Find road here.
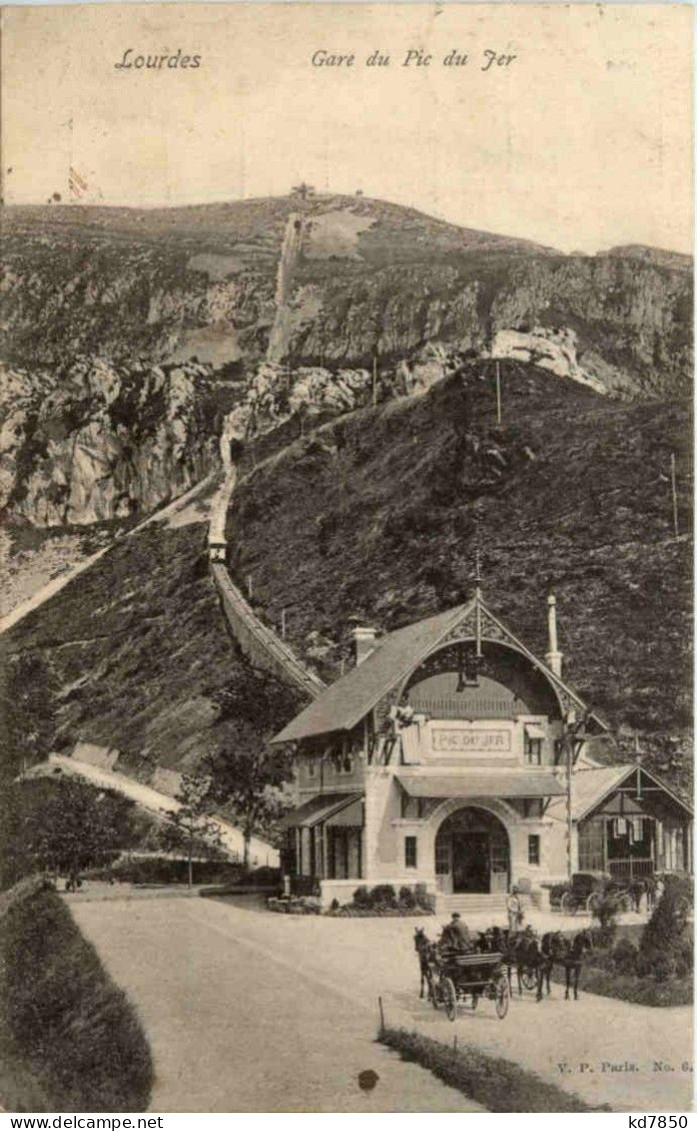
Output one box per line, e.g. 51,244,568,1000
71,895,694,1113
71,896,480,1112
28,755,278,867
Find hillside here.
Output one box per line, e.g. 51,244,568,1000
0,509,303,788
2,196,692,400
0,361,691,799
0,192,692,803
228,363,693,791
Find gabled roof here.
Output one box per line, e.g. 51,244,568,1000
272,603,469,743
273,594,605,745
547,763,693,822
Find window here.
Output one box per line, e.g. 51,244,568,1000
338,755,353,774
525,738,542,765
405,836,418,869
578,819,604,872
307,758,316,778
435,834,449,875
528,835,540,866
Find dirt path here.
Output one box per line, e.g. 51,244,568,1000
71,897,481,1113
72,896,694,1113
34,755,277,866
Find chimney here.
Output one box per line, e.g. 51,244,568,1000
352,626,378,667
545,594,563,677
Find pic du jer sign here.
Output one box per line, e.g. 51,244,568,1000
430,726,512,758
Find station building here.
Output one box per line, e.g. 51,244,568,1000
273,591,692,911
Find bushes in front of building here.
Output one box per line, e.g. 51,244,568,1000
327,883,434,916
0,876,153,1112
267,895,322,914
552,884,693,1007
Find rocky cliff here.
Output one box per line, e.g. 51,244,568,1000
3,197,691,391
1,358,235,527
1,194,692,530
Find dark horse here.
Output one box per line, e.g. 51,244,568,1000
414,927,437,1001
509,928,555,1001
554,929,594,1000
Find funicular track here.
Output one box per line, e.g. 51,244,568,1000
207,430,326,703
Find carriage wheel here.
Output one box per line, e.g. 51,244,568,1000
561,892,577,916
441,977,457,1022
495,975,510,1019
520,968,538,992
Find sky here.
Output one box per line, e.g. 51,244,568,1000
1,3,693,254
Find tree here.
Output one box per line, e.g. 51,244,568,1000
207,665,299,868
0,776,137,888
158,775,223,890
0,652,57,785
207,747,288,868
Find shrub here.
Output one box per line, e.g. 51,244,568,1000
370,884,397,907
330,898,340,911
674,930,694,978
110,855,242,886
652,955,679,983
641,885,688,963
352,885,371,909
611,937,639,975
399,886,416,909
591,890,618,947
0,877,153,1111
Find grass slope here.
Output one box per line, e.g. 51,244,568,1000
0,877,153,1112
229,364,692,790
379,1027,608,1112
0,517,302,781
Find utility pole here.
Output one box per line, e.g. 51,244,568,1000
671,452,679,537
495,361,502,425
372,354,378,409
565,712,576,882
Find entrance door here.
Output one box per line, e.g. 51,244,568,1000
452,832,490,893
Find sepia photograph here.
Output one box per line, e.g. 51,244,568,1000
0,1,693,1116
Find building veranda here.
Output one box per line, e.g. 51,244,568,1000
273,591,693,912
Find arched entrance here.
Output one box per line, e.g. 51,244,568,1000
435,807,510,895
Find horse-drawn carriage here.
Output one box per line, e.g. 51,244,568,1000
432,948,510,1021
414,930,510,1020
550,871,642,916
415,922,593,1010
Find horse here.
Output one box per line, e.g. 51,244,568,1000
413,927,437,1001
538,931,568,998
554,929,593,1000
505,927,541,999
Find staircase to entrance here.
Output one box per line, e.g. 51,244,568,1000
435,892,535,917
